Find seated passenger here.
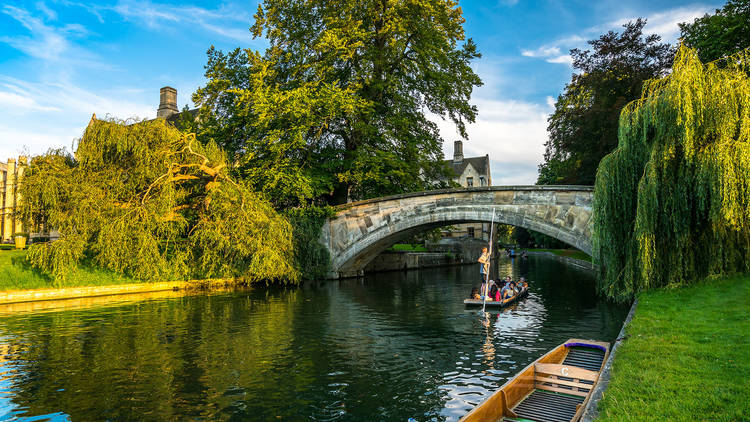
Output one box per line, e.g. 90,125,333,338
489,281,498,300
500,280,509,296
470,287,480,300
499,280,512,299
519,277,528,289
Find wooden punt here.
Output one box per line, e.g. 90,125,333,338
464,286,529,308
459,338,610,422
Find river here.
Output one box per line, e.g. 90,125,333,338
0,255,629,421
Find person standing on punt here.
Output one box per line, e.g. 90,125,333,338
478,247,490,293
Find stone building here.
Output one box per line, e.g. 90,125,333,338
156,86,199,124
446,140,491,189
442,140,492,239
0,157,26,242
157,86,179,119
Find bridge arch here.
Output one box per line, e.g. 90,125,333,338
320,186,593,278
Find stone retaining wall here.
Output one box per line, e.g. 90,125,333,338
363,251,465,272
0,279,232,305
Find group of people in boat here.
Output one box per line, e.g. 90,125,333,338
472,247,528,301
469,276,527,301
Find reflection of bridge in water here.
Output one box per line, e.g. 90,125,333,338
321,186,594,278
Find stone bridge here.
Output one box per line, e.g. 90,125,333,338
320,186,594,278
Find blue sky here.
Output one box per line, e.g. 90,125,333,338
0,0,722,185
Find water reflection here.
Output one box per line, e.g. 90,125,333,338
0,255,628,421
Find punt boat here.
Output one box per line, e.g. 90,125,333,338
463,285,529,308
459,339,610,422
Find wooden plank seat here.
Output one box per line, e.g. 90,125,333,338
511,390,584,422
533,363,599,397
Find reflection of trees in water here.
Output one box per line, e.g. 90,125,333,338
0,289,306,420
0,257,630,421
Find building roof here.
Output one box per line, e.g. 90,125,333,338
443,155,490,179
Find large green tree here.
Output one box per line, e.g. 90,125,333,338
679,0,750,63
20,117,298,285
193,0,481,207
593,46,750,302
538,19,674,185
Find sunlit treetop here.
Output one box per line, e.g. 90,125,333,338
20,117,298,285
593,45,750,302
194,0,482,207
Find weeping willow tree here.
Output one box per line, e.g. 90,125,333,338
20,117,298,285
593,45,750,302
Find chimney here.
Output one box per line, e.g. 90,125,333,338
453,140,463,164
157,86,178,118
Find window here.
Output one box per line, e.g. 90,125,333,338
467,227,475,237
466,177,473,187
479,176,485,186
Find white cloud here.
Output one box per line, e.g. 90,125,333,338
436,94,552,185
0,76,155,159
36,1,57,21
0,90,60,112
1,5,111,72
1,5,70,62
521,3,717,66
520,40,577,67
546,54,572,65
521,46,561,58
0,4,179,161
1,77,154,119
604,5,714,42
0,127,81,159
111,0,253,42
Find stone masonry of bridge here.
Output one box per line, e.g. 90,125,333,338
320,186,594,278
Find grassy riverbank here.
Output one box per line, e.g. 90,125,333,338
527,248,592,262
0,249,140,291
387,243,428,252
596,274,749,421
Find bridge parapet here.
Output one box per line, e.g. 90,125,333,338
321,186,594,278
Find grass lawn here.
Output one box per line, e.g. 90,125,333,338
527,248,592,262
388,243,428,252
596,274,749,421
0,249,142,291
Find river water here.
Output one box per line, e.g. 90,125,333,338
0,255,628,421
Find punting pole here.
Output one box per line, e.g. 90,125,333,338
482,207,496,313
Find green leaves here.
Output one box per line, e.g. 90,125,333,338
20,118,298,285
194,0,481,207
539,19,674,185
679,0,750,64
593,46,750,302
